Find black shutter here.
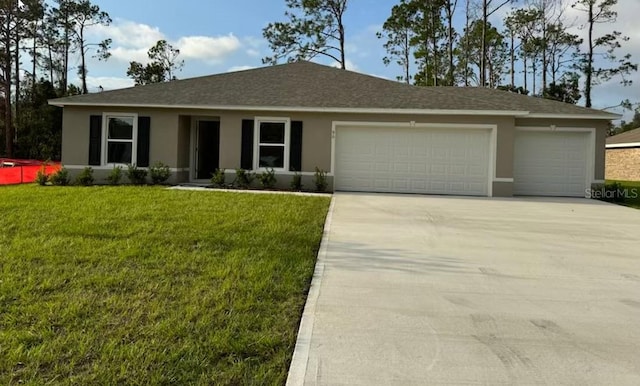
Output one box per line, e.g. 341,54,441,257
137,116,151,167
241,119,254,170
290,121,303,172
88,115,102,166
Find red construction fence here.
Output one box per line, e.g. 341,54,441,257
0,159,61,185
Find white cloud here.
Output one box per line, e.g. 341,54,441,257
228,65,256,72
331,59,360,71
89,20,241,65
176,35,241,63
91,19,164,50
246,48,260,57
110,47,149,64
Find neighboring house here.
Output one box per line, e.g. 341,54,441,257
49,61,619,197
606,128,640,181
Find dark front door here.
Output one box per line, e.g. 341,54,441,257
196,120,220,179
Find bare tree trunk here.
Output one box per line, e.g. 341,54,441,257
3,16,14,157
62,7,69,93
464,0,471,86
585,3,593,108
404,30,410,84
532,56,537,95
447,2,455,85
80,25,88,94
32,20,38,93
510,32,515,87
14,24,20,146
432,10,438,86
480,4,486,87
523,48,528,92
541,16,547,91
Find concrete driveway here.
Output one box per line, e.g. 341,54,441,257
288,193,640,385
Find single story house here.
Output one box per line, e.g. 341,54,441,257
50,61,619,197
605,128,640,181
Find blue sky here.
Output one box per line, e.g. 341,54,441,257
74,0,640,120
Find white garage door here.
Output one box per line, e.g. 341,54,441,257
514,130,590,197
334,125,492,196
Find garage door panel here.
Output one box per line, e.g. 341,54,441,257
335,126,491,195
514,131,589,197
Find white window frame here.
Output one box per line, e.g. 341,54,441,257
102,112,138,166
253,117,290,171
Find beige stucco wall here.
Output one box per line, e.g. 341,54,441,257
514,118,609,181
60,106,610,195
177,115,191,169
606,148,640,181
62,106,180,167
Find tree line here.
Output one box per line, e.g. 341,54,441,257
263,0,638,132
1,0,637,160
0,0,183,160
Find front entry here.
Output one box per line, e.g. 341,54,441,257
195,120,220,180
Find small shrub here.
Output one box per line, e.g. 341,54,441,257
107,166,123,185
234,168,255,189
126,164,148,185
35,166,49,186
210,168,226,188
604,182,625,203
74,167,94,186
313,167,328,192
290,172,303,191
50,167,70,186
257,168,277,189
149,161,172,185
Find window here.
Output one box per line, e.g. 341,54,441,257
104,114,137,165
255,118,290,170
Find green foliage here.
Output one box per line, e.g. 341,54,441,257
127,40,184,85
126,164,148,185
35,167,49,186
210,168,226,188
50,167,70,186
572,0,638,107
313,167,328,192
0,185,330,384
234,168,255,189
611,106,640,135
149,161,172,185
457,20,508,87
377,1,414,84
291,172,303,191
15,80,63,161
75,167,94,186
257,168,277,189
106,166,123,185
543,73,581,104
262,0,348,68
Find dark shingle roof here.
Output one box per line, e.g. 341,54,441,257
607,128,640,145
50,61,618,118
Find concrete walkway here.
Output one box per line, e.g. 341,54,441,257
288,193,640,385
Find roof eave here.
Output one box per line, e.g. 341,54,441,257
47,101,620,120
525,112,621,120
48,101,530,116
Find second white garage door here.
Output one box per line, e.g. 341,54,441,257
513,130,591,197
334,125,492,196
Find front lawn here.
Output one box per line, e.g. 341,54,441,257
0,185,330,385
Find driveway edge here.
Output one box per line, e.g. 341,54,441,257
286,196,336,386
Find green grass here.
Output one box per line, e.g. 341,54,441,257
0,185,330,385
605,180,640,209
